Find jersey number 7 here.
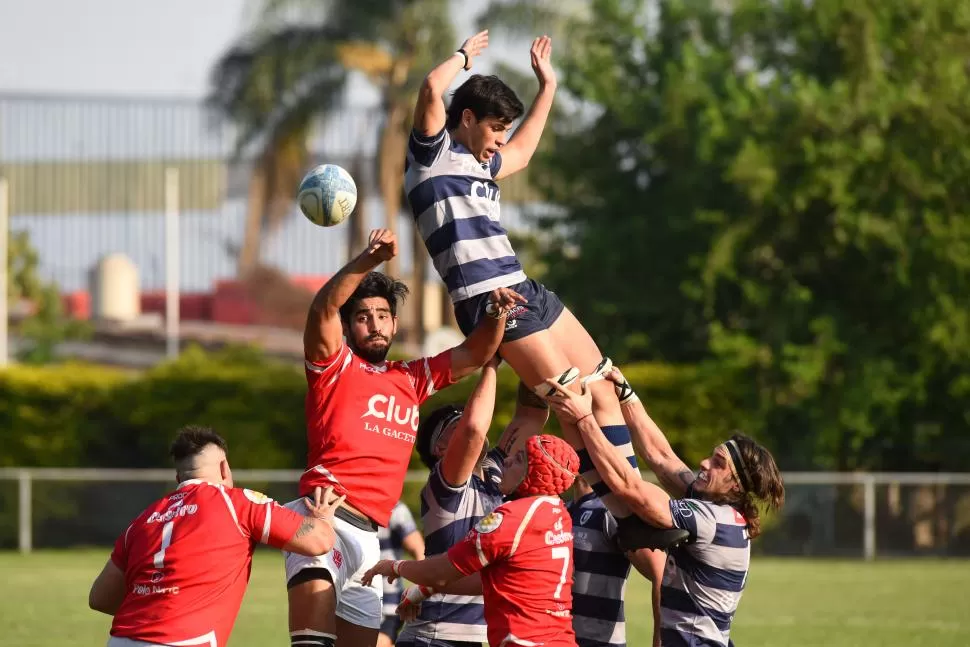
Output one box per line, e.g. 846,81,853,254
551,546,570,599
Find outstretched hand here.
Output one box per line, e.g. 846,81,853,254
460,30,489,70
361,559,400,587
541,378,593,424
530,35,556,89
365,228,398,263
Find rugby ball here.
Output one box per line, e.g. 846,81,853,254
297,164,357,227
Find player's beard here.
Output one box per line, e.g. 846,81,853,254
352,334,391,364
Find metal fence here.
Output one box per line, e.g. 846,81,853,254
2,467,969,559
0,92,545,294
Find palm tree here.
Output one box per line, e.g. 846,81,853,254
207,0,456,346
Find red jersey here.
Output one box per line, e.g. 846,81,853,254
448,496,577,647
301,342,453,526
109,480,303,647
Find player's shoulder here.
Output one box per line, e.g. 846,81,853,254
672,496,722,521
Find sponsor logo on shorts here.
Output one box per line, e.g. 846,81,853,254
579,510,593,526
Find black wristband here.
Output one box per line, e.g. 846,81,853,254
456,48,470,70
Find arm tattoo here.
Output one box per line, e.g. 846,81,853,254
294,517,315,538
660,469,695,496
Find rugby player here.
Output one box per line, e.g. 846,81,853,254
286,228,524,647
405,30,657,544
544,373,786,647
88,426,342,647
395,358,548,647
363,435,581,647
377,501,425,647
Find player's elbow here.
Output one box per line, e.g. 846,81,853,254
88,588,114,615
421,74,447,100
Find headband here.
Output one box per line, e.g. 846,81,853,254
723,439,752,492
429,409,464,452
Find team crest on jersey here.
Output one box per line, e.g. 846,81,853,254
475,511,504,534
243,489,272,505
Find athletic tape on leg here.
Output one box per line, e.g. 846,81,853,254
533,366,580,398
291,630,336,647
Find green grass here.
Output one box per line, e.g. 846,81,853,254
1,550,968,646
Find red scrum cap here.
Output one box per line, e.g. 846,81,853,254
515,434,580,498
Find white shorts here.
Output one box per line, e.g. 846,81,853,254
283,497,383,629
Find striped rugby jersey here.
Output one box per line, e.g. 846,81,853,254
404,128,526,303
661,495,750,646
568,493,632,647
377,501,419,616
396,448,506,643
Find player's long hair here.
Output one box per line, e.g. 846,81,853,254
728,433,785,539
446,75,525,131
339,272,409,324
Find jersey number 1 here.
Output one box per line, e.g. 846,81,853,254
551,546,570,599
153,520,176,568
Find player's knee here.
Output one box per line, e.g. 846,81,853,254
290,630,336,647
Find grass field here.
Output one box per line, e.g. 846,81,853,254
1,550,967,646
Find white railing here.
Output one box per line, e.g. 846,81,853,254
2,468,970,559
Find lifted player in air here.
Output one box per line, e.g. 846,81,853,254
405,30,664,547
286,228,524,647
544,369,786,647
363,434,581,647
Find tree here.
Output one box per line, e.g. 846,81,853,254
7,231,89,364
532,0,970,471
208,0,457,345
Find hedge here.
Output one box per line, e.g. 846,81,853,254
0,345,767,548
0,348,756,469
0,345,749,472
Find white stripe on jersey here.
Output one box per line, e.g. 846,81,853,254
214,485,245,537
260,504,272,544
510,496,559,557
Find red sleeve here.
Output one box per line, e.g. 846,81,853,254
405,350,455,404
228,488,304,548
447,507,514,575
305,342,353,389
109,524,132,570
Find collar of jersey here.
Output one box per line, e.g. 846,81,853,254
177,478,217,490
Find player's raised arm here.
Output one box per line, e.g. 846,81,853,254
544,381,676,529
494,36,557,180
304,228,397,364
449,287,525,380
414,31,489,137
439,356,501,487
605,367,696,497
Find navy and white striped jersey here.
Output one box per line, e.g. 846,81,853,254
396,448,506,643
404,128,526,303
661,496,750,646
568,493,632,647
377,501,420,616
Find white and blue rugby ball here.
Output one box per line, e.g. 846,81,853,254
297,164,358,227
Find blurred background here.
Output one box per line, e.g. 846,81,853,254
1,0,969,643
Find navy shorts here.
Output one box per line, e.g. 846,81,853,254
454,278,565,343
379,614,402,640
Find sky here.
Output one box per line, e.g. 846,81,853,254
0,0,501,100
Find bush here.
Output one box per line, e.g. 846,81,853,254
0,348,755,471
